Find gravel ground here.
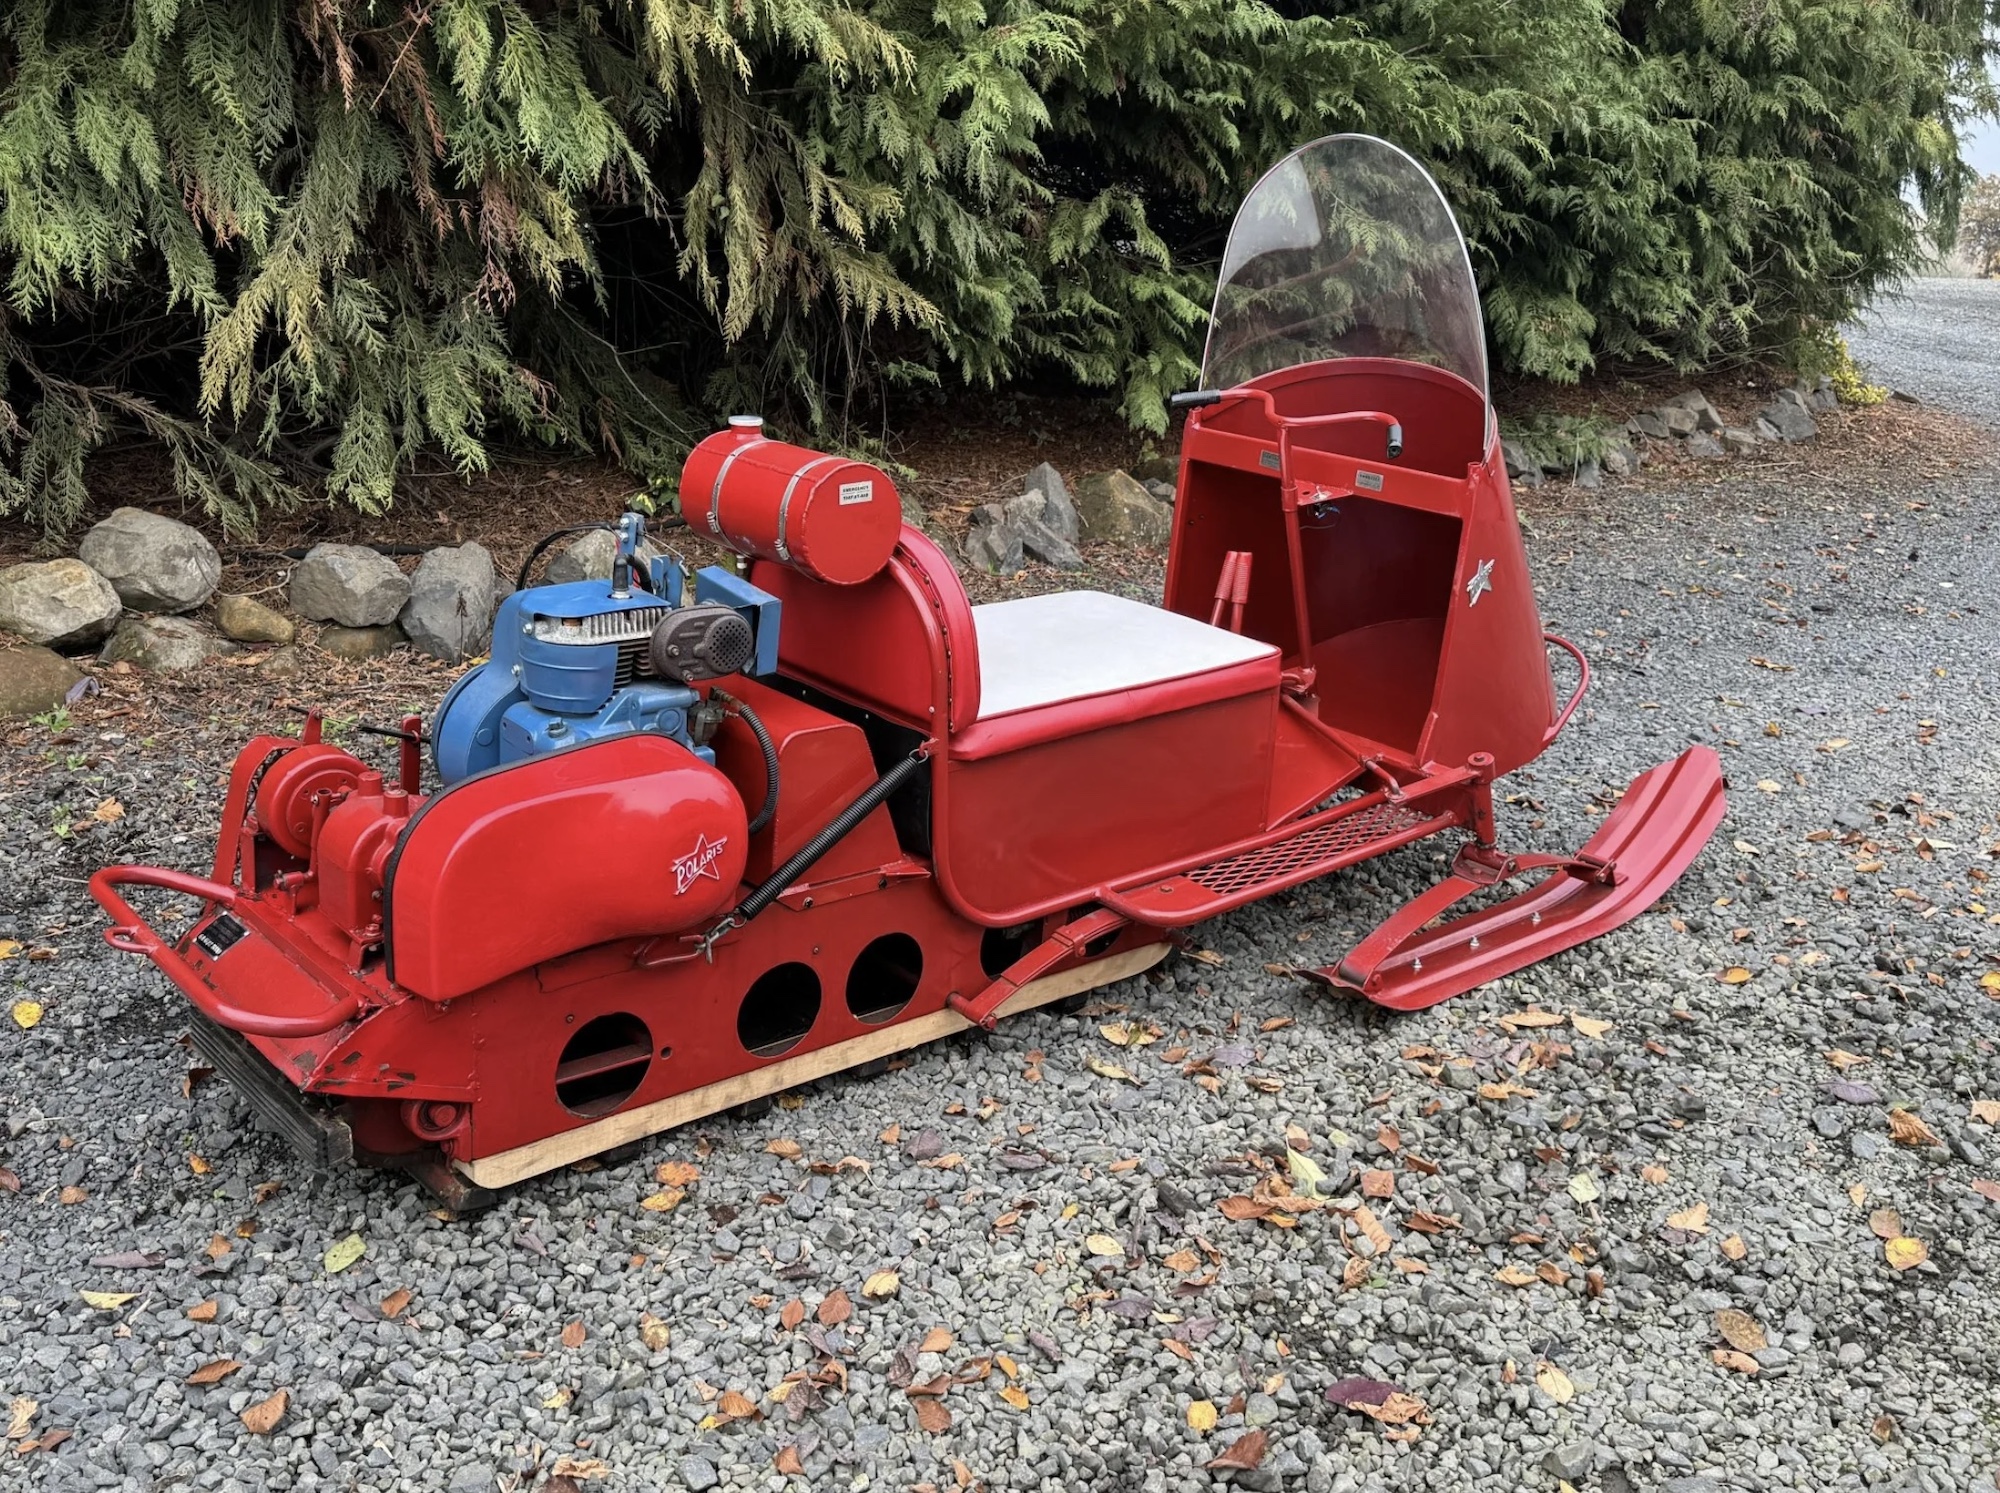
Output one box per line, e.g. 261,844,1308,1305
5,312,2000,1493
1848,276,2000,421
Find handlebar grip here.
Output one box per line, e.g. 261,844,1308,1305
1386,423,1404,459
1170,390,1223,410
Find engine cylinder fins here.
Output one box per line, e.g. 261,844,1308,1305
648,603,755,683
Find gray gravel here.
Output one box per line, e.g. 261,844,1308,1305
4,304,2000,1491
1847,276,2000,423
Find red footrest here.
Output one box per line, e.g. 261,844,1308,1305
1101,793,1455,926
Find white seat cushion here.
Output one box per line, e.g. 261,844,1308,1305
971,590,1279,720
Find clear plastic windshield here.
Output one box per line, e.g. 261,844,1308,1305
1202,135,1488,403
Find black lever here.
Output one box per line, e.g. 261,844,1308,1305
1170,390,1223,410
1386,422,1404,459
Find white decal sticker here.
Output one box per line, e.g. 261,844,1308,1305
1465,558,1495,607
838,480,874,506
1354,469,1384,492
673,833,729,895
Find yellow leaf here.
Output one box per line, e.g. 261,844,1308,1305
1188,1399,1218,1432
189,1154,210,1175
1494,1265,1537,1287
1884,1236,1928,1271
1719,967,1754,985
1887,1109,1940,1148
640,1188,685,1212
1719,1235,1747,1261
1084,1234,1125,1258
10,1000,42,1030
1086,1055,1139,1084
1286,1148,1326,1197
322,1233,366,1273
1980,971,2000,995
1665,1201,1710,1234
1971,1100,2000,1126
862,1270,900,1299
5,1397,34,1439
542,1387,573,1409
80,1290,135,1309
1570,1015,1612,1039
0,940,21,960
656,1161,701,1187
1534,1362,1575,1404
998,1385,1030,1410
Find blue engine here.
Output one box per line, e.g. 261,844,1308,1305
432,516,781,786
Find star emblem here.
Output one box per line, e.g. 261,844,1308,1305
1465,558,1495,607
672,832,729,895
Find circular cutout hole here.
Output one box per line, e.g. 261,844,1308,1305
739,962,822,1058
846,933,922,1024
555,1013,653,1117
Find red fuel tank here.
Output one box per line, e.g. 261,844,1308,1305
681,417,902,585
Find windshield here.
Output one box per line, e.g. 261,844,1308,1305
1201,135,1488,402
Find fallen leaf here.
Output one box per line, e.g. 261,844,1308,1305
998,1385,1030,1410
0,1167,17,1193
1714,1309,1767,1353
1478,1080,1536,1101
1567,1173,1602,1205
1570,1015,1612,1039
186,1360,243,1386
1868,1208,1904,1240
716,1389,759,1421
1870,1414,1896,1445
1084,1234,1125,1258
773,1444,805,1476
1973,1180,2000,1204
1206,1429,1268,1471
656,1160,701,1187
862,1269,901,1299
639,1312,670,1351
1719,1235,1747,1261
779,1298,805,1331
1884,1236,1928,1270
79,1291,135,1310
1342,1256,1372,1289
1161,1249,1200,1274
1887,1109,1940,1148
818,1289,852,1326
186,1299,218,1322
1288,1148,1326,1196
1970,1100,2000,1126
1086,1055,1140,1085
550,1457,610,1480
1499,1008,1566,1032
1665,1201,1711,1235
561,1321,586,1349
915,1399,951,1433
58,1185,87,1205
1719,967,1754,985
1187,1399,1218,1431
765,1138,802,1159
6,1398,34,1439
1534,1362,1575,1404
10,1000,41,1030
1827,1049,1870,1071
921,1327,953,1353
1711,1348,1759,1375
1640,1164,1670,1185
322,1233,366,1273
1360,1169,1395,1199
240,1388,288,1434
1494,1265,1537,1287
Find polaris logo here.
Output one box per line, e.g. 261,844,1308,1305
673,833,729,895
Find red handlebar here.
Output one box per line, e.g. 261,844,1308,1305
1542,633,1592,746
89,866,364,1038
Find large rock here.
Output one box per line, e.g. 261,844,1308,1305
76,507,222,613
1656,403,1700,437
0,559,122,648
399,543,497,663
99,615,234,672
1073,469,1172,546
290,543,411,627
1756,390,1817,443
317,624,406,661
1020,462,1080,542
962,492,1083,574
1660,390,1725,432
1720,426,1761,456
545,529,665,586
1683,431,1725,459
214,593,296,644
0,644,84,717
1629,410,1670,441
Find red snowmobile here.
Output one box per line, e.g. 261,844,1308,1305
92,135,1724,1206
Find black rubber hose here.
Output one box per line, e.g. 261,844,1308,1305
515,523,612,591
732,749,928,924
714,690,779,836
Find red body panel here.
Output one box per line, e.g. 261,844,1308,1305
387,736,749,1001
683,423,903,585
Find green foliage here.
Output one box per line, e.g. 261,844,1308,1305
0,0,1992,534
1501,412,1623,475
